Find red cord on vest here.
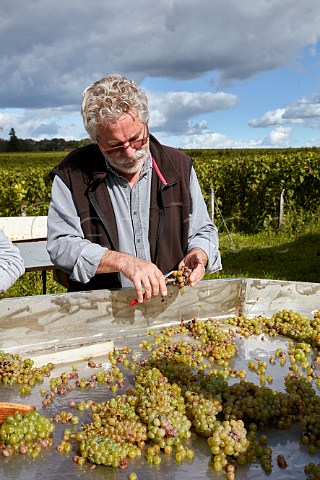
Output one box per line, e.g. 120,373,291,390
152,157,167,185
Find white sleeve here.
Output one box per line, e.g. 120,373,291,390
0,229,25,293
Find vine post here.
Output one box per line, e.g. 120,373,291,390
279,189,285,229
209,188,215,222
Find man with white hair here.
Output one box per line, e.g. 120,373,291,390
47,74,221,303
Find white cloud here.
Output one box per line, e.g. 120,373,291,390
178,132,263,149
249,92,320,129
1,0,320,108
265,126,292,146
0,108,85,140
148,91,239,133
284,94,320,127
249,109,290,127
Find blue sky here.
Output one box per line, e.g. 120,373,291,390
1,0,320,148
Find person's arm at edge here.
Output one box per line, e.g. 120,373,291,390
0,229,25,294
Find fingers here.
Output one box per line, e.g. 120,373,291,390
189,263,206,286
124,258,167,303
180,248,208,287
144,272,168,301
134,274,167,303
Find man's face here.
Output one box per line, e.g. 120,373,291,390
98,113,149,176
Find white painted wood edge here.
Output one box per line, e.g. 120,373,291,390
31,340,114,367
0,216,48,241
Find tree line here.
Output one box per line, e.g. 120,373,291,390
0,128,90,152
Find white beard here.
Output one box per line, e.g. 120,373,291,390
107,143,150,175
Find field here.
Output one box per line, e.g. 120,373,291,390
213,222,320,284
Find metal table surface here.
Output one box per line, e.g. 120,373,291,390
14,240,54,272
14,240,56,293
0,279,320,479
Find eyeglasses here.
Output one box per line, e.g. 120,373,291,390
99,125,149,155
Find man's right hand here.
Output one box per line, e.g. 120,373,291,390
97,250,167,303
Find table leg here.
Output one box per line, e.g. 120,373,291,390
41,270,47,294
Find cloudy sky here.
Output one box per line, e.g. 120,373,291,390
1,0,320,148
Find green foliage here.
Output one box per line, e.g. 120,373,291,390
0,152,65,216
206,219,320,284
0,147,320,229
190,147,320,233
0,133,91,152
0,271,67,299
6,128,20,152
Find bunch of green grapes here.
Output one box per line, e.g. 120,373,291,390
207,419,249,472
300,413,320,446
268,310,313,343
85,394,148,446
199,372,229,397
79,435,141,468
134,367,192,447
222,380,296,428
145,358,197,394
0,410,55,458
184,390,222,436
184,318,238,360
225,315,269,336
149,340,201,369
310,309,320,348
166,267,192,289
0,350,54,394
285,373,319,417
73,395,146,467
151,318,237,366
305,462,320,480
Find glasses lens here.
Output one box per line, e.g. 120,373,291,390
131,138,146,150
103,126,148,154
107,145,124,154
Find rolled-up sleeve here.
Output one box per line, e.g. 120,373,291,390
188,167,222,273
47,176,107,284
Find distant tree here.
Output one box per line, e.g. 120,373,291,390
0,131,92,153
0,126,6,152
6,127,20,152
0,139,7,152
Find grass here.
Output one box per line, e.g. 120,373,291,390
207,221,320,283
1,222,320,299
0,270,67,299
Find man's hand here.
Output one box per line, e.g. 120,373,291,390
97,250,167,303
179,247,208,286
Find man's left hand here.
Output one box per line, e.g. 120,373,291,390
179,248,208,286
